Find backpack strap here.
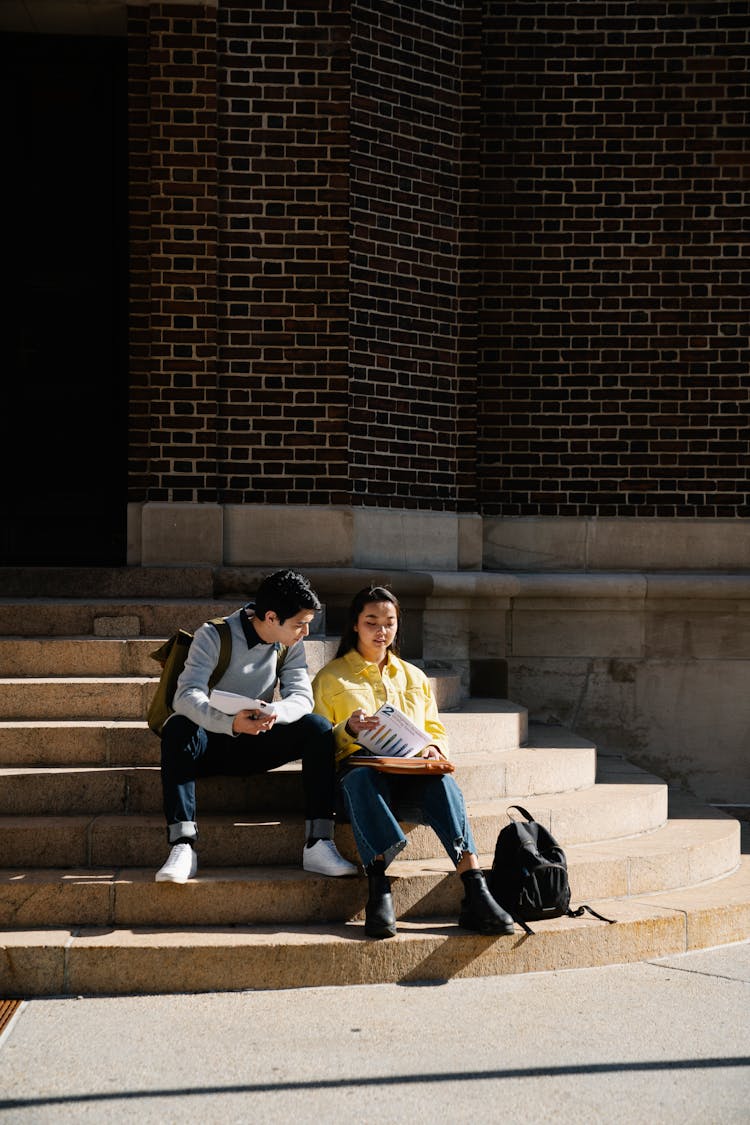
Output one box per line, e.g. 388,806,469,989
207,618,232,690
519,904,616,934
507,805,535,823
567,904,617,925
205,623,285,695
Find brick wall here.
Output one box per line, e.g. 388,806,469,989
216,0,350,506
128,1,750,518
128,4,220,502
478,1,750,517
348,0,480,510
129,0,350,507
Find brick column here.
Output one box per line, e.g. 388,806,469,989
128,3,219,503
348,0,481,511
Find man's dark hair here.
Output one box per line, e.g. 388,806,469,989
253,569,321,624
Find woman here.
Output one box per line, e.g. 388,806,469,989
312,585,515,940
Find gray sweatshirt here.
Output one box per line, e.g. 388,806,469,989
172,605,314,736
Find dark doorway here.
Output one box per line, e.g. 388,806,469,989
1,33,127,565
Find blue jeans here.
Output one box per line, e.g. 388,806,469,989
160,712,337,844
339,766,477,870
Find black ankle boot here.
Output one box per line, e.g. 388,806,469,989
364,860,397,939
458,869,515,935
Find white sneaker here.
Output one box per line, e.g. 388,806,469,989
155,842,198,883
303,839,358,877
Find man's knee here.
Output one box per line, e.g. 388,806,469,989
292,713,335,767
161,715,204,762
295,712,333,740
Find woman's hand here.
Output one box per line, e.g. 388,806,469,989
345,709,379,738
232,709,277,736
421,744,444,760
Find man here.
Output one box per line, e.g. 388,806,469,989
155,569,357,882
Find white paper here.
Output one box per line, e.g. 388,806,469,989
355,703,431,758
209,689,274,716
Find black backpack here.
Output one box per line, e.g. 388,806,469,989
488,805,616,935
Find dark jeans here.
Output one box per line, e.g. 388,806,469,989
160,712,337,842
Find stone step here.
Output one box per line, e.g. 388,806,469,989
0,667,464,720
0,721,159,767
0,699,529,765
0,600,246,638
0,567,218,599
0,744,596,816
0,595,745,999
0,725,614,821
0,794,739,929
0,677,156,721
0,636,337,678
0,776,670,868
0,715,587,806
2,855,749,997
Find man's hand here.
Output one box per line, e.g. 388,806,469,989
232,709,277,735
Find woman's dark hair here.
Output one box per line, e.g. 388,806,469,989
253,569,321,624
336,585,402,658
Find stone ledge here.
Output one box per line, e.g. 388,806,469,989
3,566,750,602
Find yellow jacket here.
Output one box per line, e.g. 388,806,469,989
311,649,449,765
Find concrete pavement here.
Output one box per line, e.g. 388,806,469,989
0,938,748,1123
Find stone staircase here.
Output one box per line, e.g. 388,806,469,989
1,580,749,997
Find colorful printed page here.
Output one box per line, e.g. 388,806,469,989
356,703,431,758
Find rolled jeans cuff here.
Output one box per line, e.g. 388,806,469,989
306,817,334,840
168,821,198,844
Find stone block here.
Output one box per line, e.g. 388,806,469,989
457,514,482,570
588,517,750,571
224,505,353,567
511,608,643,658
633,660,750,804
645,606,750,659
483,516,750,571
0,931,68,997
484,516,588,570
423,605,472,661
468,609,508,660
94,616,140,637
508,654,750,806
140,503,223,567
353,509,460,570
0,870,113,927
